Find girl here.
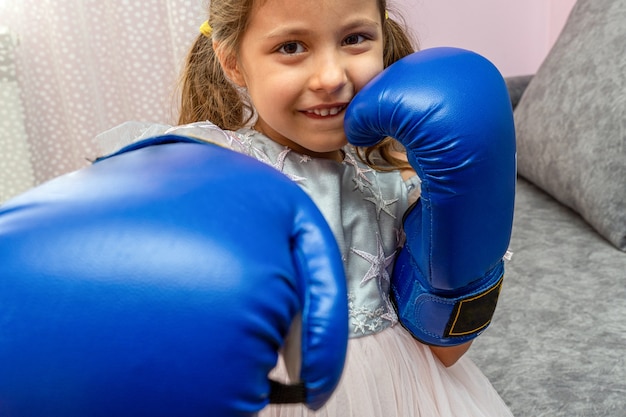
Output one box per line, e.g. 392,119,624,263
170,0,515,415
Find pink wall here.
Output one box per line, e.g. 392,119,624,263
395,0,577,76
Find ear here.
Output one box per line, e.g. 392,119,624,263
213,41,246,87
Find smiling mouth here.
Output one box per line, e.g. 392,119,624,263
304,105,347,117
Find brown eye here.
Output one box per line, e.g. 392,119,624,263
278,42,304,55
343,34,366,46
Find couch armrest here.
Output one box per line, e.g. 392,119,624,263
505,75,533,110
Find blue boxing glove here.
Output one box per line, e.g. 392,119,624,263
345,48,516,346
0,135,348,416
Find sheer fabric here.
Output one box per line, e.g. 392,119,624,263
0,0,203,201
263,326,514,417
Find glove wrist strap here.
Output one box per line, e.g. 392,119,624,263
392,258,504,346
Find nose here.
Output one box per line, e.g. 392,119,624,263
309,51,348,94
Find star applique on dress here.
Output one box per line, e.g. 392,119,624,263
364,186,399,220
246,144,307,183
353,176,371,193
347,294,388,334
351,234,398,324
344,152,373,187
352,233,395,288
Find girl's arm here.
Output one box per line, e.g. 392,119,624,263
429,341,473,367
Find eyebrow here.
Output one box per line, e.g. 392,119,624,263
263,18,380,40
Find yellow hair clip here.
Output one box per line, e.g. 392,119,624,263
199,21,213,38
385,10,389,20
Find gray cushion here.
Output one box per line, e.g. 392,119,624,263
514,0,626,251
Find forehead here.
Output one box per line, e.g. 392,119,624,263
249,0,382,26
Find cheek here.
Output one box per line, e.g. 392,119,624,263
249,77,295,114
245,66,299,103
351,55,385,91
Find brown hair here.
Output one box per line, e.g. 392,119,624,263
177,0,418,170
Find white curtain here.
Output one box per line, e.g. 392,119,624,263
0,0,206,201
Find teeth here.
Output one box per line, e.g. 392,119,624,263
307,106,344,116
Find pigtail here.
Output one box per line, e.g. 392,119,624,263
178,34,253,130
382,12,417,68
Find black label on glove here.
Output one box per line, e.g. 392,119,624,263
268,380,307,404
445,276,503,337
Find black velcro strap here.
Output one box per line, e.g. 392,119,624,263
268,380,307,404
445,276,503,337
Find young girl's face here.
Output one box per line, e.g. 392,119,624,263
224,0,384,161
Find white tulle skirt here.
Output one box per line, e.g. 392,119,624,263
260,325,513,417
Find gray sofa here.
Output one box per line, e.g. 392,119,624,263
467,1,626,416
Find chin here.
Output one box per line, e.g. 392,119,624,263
312,137,348,153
